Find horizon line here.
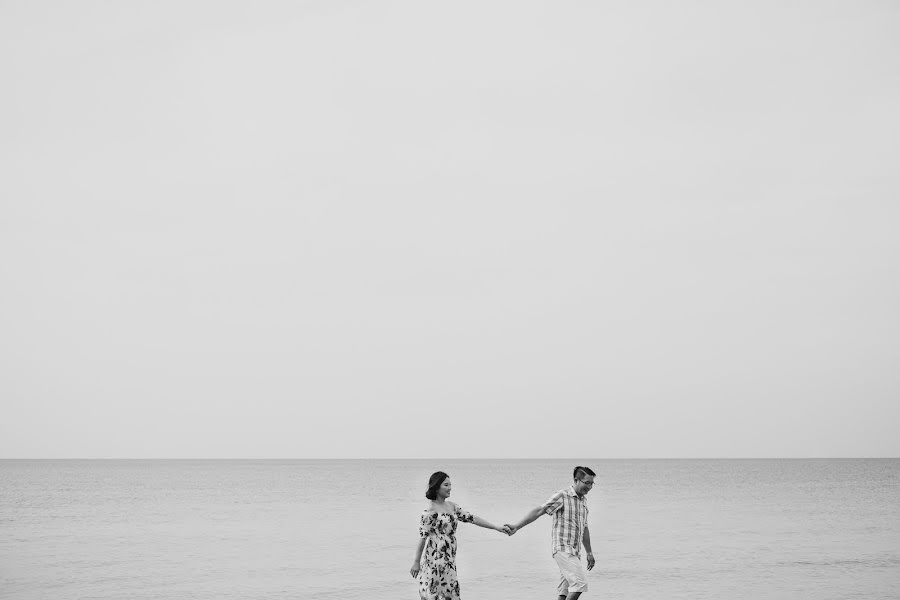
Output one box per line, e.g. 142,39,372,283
1,456,897,461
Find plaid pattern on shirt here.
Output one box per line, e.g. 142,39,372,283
541,485,589,557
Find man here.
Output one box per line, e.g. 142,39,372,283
506,466,596,600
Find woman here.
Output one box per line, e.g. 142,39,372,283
410,471,508,600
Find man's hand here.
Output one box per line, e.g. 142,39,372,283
586,552,595,571
503,524,517,536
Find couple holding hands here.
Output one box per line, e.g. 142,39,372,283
410,466,596,600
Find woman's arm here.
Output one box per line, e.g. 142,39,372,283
410,537,426,578
471,515,505,532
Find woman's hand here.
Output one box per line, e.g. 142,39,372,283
410,561,420,578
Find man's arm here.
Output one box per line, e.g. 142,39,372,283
506,505,546,534
583,526,595,570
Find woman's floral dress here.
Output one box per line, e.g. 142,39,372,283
417,504,474,600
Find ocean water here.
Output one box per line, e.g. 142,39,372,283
1,459,898,599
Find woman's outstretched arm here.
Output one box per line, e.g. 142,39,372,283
471,515,507,533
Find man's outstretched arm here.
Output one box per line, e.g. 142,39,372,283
506,506,546,535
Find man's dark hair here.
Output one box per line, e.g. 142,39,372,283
425,471,449,500
573,466,596,481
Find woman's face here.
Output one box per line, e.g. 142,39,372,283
438,477,452,499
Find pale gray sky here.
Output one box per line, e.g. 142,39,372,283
2,1,898,458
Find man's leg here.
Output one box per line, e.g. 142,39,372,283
553,551,588,600
557,568,567,599
557,582,584,599
556,563,568,600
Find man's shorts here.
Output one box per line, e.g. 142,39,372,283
553,550,588,594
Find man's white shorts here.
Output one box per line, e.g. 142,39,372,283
553,550,588,594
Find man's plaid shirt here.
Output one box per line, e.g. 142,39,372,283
541,485,589,557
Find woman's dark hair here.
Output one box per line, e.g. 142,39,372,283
425,471,449,500
573,465,596,481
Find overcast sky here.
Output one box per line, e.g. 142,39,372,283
2,1,898,459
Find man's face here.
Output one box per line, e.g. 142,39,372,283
574,474,595,496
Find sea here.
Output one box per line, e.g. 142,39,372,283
1,459,898,599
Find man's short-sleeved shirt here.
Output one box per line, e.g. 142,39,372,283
541,485,589,557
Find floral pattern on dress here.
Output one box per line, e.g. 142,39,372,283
417,504,474,600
